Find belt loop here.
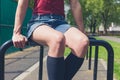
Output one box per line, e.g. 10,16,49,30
37,14,41,19
50,14,53,19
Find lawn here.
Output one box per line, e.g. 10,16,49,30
64,37,120,80
116,36,120,38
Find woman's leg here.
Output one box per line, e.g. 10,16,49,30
64,27,89,80
31,25,66,57
31,25,65,80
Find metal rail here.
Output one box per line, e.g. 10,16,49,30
87,36,97,70
90,39,114,80
0,39,114,80
0,40,44,80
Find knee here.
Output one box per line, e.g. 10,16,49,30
74,36,89,49
74,36,89,53
80,36,89,48
48,33,65,47
74,36,89,57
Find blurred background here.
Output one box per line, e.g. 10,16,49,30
0,0,120,80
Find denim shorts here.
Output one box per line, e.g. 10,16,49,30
27,14,71,39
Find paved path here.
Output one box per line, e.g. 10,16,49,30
5,46,40,80
22,58,108,80
98,36,120,43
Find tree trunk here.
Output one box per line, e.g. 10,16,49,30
93,20,97,34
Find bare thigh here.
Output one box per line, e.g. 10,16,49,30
64,27,89,57
64,27,88,49
31,25,62,46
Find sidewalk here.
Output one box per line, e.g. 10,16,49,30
98,36,120,43
22,58,108,80
5,46,110,80
5,46,41,80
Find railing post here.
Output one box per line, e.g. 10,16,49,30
0,40,13,80
90,40,114,80
0,49,4,80
88,36,97,70
93,46,99,80
88,46,92,70
39,46,44,80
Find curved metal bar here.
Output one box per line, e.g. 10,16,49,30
0,40,13,54
0,40,44,80
90,39,114,80
0,39,114,80
87,37,96,70
0,40,13,80
88,36,96,40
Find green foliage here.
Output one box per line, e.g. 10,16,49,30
13,0,34,9
29,0,34,9
64,0,69,4
66,0,120,34
85,0,103,15
113,3,120,25
100,0,117,29
66,10,76,26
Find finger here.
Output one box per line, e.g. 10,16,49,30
20,40,25,48
14,41,20,48
19,38,26,48
14,39,23,48
24,36,28,42
22,37,27,47
12,37,20,48
23,37,28,46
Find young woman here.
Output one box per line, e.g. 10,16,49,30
12,0,89,80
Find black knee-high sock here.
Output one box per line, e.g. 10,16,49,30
47,56,65,80
65,53,84,80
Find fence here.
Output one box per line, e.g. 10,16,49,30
0,38,114,80
0,40,44,80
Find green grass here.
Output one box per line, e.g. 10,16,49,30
64,37,120,80
64,47,71,56
116,36,120,38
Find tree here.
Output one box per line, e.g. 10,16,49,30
112,1,120,25
80,0,103,33
81,0,120,34
65,0,120,34
14,0,34,9
100,0,118,33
